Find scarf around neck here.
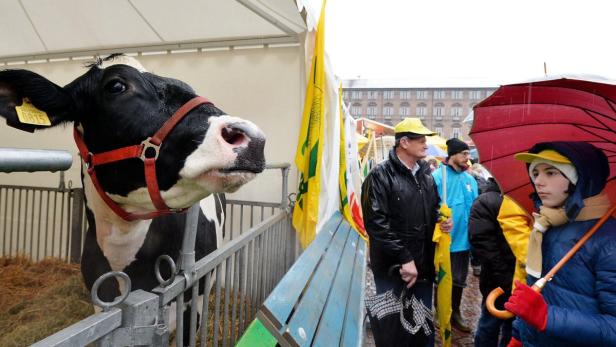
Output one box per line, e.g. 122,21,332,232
526,192,611,278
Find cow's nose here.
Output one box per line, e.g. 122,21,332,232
220,121,266,173
221,122,264,148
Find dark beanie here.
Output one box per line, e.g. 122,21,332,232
447,138,469,156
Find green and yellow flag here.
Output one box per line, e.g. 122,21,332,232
433,168,453,346
338,85,368,240
292,2,326,249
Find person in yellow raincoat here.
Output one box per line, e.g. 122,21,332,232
469,178,531,347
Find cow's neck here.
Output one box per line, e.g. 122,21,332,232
83,173,152,271
107,178,210,210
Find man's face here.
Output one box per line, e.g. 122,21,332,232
400,136,428,160
450,150,471,169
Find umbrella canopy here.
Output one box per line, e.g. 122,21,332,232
470,76,616,213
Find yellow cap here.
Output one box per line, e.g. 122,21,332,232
514,149,572,164
394,118,436,136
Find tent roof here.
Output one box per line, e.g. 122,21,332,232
0,0,306,63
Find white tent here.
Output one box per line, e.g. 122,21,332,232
0,0,309,204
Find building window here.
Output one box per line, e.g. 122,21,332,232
400,90,411,99
383,90,394,99
417,90,428,99
383,104,394,124
451,103,463,121
367,102,378,119
435,126,443,137
434,103,445,120
469,90,482,99
352,91,363,99
451,90,463,99
367,90,378,99
452,127,461,139
416,103,427,118
434,90,445,99
400,103,410,117
351,103,362,117
485,90,494,98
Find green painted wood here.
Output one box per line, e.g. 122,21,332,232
284,221,351,346
341,238,367,347
236,318,278,347
312,225,359,347
260,211,342,329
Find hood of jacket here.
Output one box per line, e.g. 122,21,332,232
525,141,609,219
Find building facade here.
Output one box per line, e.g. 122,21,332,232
342,79,497,139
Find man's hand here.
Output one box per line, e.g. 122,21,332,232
400,260,418,288
440,218,453,233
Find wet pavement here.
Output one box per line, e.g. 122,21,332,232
363,264,482,347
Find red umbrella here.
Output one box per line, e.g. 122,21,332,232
471,76,616,213
470,76,616,319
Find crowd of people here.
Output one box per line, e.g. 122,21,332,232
361,117,616,347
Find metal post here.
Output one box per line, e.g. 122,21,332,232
70,188,84,263
281,165,289,211
179,204,200,284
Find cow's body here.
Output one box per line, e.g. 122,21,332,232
0,55,265,339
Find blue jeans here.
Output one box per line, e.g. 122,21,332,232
474,302,512,347
373,275,435,347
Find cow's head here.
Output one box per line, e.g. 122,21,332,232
0,54,265,217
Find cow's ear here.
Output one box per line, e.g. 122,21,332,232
0,69,74,133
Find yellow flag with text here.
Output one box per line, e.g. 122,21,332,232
433,203,452,347
292,2,326,249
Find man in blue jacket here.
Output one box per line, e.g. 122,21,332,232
432,138,479,332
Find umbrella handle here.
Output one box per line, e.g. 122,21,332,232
486,281,544,319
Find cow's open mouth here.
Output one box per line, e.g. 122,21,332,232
218,167,262,174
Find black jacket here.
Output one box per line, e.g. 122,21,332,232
361,149,440,281
468,179,515,303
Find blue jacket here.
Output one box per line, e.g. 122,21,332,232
513,219,616,346
513,141,616,346
432,164,478,252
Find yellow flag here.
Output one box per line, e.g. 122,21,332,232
338,85,368,241
433,203,453,347
292,1,326,249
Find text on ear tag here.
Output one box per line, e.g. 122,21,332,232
15,98,51,126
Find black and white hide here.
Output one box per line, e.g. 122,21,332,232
0,54,265,340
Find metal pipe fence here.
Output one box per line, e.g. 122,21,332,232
32,209,295,347
0,163,291,263
24,162,296,346
0,184,86,262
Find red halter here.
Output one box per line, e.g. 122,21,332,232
73,96,213,221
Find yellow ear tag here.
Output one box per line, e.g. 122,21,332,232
15,98,51,126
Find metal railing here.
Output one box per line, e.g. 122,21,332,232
0,163,291,263
31,163,296,346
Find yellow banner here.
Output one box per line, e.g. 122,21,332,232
338,85,368,241
433,203,453,347
292,1,326,249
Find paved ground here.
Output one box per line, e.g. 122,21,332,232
363,264,482,347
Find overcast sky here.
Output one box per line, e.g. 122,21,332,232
323,0,616,86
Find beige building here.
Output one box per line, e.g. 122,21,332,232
342,79,497,139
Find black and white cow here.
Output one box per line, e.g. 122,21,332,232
0,54,265,332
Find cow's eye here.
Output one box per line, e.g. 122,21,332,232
105,80,127,94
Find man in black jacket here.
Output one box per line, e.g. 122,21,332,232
362,118,452,347
468,178,515,347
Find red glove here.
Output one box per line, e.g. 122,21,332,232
504,280,548,331
506,337,522,347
